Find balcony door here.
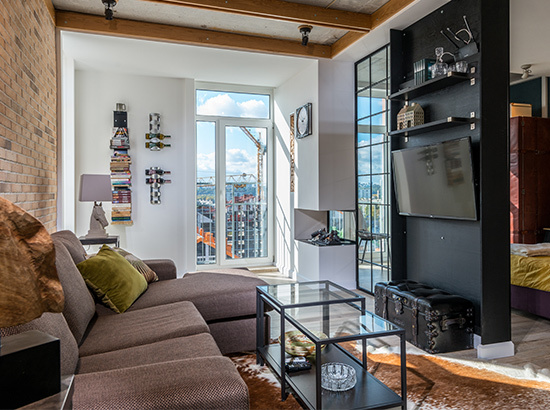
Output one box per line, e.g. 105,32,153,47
195,87,272,267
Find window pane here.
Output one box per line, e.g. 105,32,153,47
370,49,387,85
357,132,370,148
225,126,268,260
357,146,371,175
196,121,216,265
357,176,371,203
196,90,270,119
357,89,371,119
371,174,385,203
371,144,384,174
356,59,370,91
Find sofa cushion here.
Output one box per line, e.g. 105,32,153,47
51,230,88,264
74,357,249,410
51,240,96,345
143,259,177,281
78,301,209,356
124,270,267,321
0,313,79,376
76,245,148,314
78,333,221,374
114,247,158,283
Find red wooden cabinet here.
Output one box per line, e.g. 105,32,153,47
510,116,550,243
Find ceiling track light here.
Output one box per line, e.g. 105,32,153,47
521,64,532,80
299,25,312,46
102,0,118,20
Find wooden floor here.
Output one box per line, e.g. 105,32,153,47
258,273,550,370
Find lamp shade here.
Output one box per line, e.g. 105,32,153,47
79,174,112,202
0,197,64,328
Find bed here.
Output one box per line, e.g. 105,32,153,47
511,244,550,319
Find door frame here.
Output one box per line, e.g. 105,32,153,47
195,83,274,269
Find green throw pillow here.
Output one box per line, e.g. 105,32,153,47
76,244,147,313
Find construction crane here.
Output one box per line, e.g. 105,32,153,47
239,127,265,200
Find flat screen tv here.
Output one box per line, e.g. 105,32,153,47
392,137,477,220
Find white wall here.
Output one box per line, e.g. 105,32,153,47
273,59,356,285
74,70,195,275
273,61,319,278
318,59,355,211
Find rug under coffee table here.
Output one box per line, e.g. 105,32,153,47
256,280,407,410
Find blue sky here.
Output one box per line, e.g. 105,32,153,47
196,91,268,179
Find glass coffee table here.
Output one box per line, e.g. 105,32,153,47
256,281,406,410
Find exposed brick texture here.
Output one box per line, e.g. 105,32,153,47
0,1,57,232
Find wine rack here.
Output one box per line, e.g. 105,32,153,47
145,167,171,204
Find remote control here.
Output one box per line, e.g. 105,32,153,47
285,357,312,373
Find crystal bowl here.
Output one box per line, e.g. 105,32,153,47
321,362,357,391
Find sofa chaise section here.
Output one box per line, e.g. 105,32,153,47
53,230,267,354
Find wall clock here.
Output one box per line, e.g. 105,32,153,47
295,103,312,139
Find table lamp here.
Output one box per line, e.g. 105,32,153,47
79,174,113,238
0,196,65,408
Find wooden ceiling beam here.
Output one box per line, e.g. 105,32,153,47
56,11,332,59
331,0,415,57
138,0,372,32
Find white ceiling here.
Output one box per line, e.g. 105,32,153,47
510,0,550,78
54,0,388,45
62,31,314,88
62,0,543,88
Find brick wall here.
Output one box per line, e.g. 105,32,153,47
0,1,57,232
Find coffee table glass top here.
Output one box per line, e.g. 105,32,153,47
257,281,363,308
284,302,401,342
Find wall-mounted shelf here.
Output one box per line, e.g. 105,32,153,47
389,72,474,101
389,117,474,137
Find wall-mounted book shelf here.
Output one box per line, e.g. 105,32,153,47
389,117,474,137
389,72,474,101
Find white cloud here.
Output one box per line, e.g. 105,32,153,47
197,152,216,176
197,93,267,118
226,148,256,175
237,99,267,118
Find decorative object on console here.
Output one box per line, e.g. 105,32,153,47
110,103,133,225
79,174,113,238
146,112,172,150
0,197,64,409
279,330,327,357
295,102,312,139
145,167,172,204
430,47,453,78
414,58,435,85
397,102,424,130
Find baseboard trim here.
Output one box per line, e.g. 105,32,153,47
476,340,515,360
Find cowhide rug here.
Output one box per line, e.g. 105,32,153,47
230,346,550,410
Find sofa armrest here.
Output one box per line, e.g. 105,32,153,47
74,357,249,410
143,259,177,280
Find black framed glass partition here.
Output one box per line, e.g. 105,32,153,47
355,46,391,293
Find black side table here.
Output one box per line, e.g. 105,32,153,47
78,236,120,247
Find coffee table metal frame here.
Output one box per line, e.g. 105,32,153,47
256,280,407,410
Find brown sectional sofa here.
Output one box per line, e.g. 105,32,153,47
1,230,268,409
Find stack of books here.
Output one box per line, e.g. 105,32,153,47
110,129,133,225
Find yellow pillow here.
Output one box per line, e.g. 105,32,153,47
76,244,147,313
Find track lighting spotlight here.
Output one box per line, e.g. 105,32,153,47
521,64,532,80
102,0,117,20
299,25,312,46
